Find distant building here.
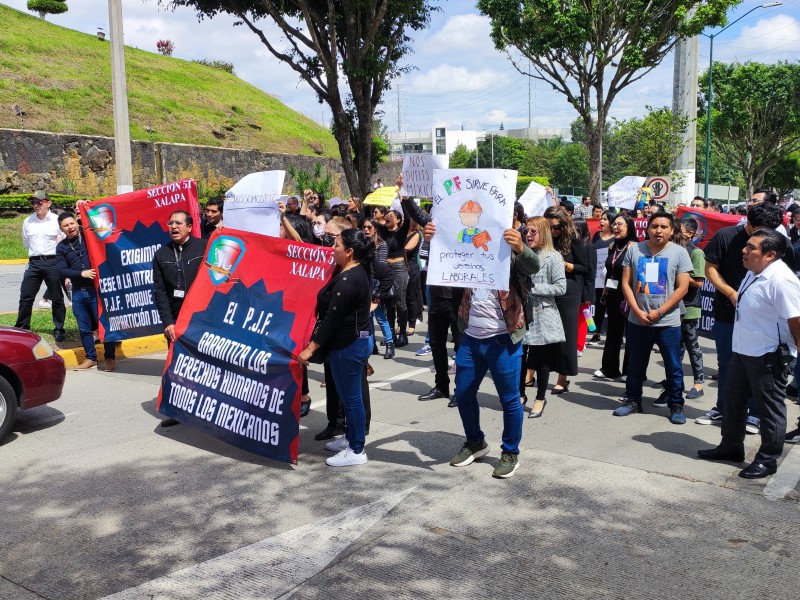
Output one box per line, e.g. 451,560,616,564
387,126,571,160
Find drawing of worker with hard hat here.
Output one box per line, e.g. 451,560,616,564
457,200,485,244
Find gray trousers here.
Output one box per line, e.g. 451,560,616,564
721,351,791,464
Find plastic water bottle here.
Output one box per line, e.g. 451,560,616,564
583,307,596,332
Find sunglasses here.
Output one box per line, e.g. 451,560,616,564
550,224,562,231
363,225,374,231
31,200,47,206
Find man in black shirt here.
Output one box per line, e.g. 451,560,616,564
152,210,208,427
698,202,785,429
55,213,117,371
200,197,223,239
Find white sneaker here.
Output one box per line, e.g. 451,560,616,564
326,447,368,466
38,299,52,309
577,350,583,357
325,436,350,452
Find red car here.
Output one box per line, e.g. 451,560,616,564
0,325,66,442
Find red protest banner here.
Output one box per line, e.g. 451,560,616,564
676,206,744,249
156,229,336,464
587,217,649,242
79,180,201,342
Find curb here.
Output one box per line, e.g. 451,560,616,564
0,259,28,265
56,334,168,368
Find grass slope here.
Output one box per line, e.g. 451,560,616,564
0,4,338,157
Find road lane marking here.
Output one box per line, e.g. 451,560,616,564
764,445,800,501
101,487,415,599
369,367,431,389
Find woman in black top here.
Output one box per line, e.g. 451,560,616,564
544,206,589,393
596,213,638,379
299,228,375,467
376,205,412,346
404,223,423,335
588,210,616,345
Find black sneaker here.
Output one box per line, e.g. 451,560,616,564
652,389,669,408
785,428,800,444
450,440,489,466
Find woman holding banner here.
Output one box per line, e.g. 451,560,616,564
543,206,588,393
298,227,375,467
376,206,412,347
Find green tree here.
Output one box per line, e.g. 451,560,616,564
699,61,800,196
611,106,689,176
477,0,736,202
449,143,475,168
552,143,589,189
27,0,67,19
764,151,800,197
476,135,527,170
162,0,437,198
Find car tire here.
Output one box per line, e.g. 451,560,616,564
0,375,18,443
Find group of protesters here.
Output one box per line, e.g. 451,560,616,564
14,181,800,477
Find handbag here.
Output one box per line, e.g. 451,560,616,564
619,299,630,318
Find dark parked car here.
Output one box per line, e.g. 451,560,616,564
0,326,66,442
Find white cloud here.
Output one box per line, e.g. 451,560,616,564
422,13,493,55
711,14,800,63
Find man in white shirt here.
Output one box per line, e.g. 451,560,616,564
698,228,800,479
15,191,66,342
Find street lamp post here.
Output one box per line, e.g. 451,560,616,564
703,2,782,200
109,0,133,194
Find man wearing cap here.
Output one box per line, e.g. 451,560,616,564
15,191,66,342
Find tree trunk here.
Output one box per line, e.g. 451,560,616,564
330,106,360,199
586,122,603,204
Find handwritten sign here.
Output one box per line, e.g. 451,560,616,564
224,171,285,237
517,180,555,217
427,169,516,291
608,176,646,210
363,186,398,206
400,154,449,198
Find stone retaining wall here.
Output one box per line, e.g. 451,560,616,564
0,128,349,198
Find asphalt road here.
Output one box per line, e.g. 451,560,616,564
0,264,51,315
2,325,800,600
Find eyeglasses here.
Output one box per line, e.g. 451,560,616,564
31,200,46,206
550,224,562,231
612,223,625,228
167,220,187,226
363,225,374,231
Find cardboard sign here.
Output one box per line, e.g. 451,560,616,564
427,169,517,291
363,186,399,206
223,171,285,237
400,154,449,198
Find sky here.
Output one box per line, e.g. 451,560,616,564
5,0,800,135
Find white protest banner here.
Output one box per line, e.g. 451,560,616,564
517,180,554,217
607,176,646,210
400,154,449,197
223,171,285,237
428,169,517,291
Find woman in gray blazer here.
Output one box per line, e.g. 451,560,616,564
520,216,567,417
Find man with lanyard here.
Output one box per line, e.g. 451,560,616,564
15,190,67,342
698,228,800,478
696,202,786,430
153,210,207,427
613,211,693,423
55,213,117,371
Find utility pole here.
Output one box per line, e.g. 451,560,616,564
671,34,699,205
108,0,133,194
528,59,532,128
396,86,401,132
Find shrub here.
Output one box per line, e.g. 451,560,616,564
156,39,174,57
27,0,67,19
0,194,91,211
192,59,236,75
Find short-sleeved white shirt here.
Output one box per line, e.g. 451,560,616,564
22,211,62,256
732,259,800,357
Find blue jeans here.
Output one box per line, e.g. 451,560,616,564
372,305,393,343
625,322,683,405
713,319,759,417
454,333,523,454
72,288,116,361
328,335,373,453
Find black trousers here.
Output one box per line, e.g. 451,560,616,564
16,258,66,334
721,351,791,465
323,361,371,431
600,290,627,378
429,307,461,396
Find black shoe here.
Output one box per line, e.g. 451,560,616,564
372,343,379,355
314,423,342,441
447,397,457,408
697,446,745,463
160,418,180,427
395,334,408,348
300,400,311,418
384,342,395,359
54,330,66,342
418,387,446,401
528,397,547,418
739,461,777,479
